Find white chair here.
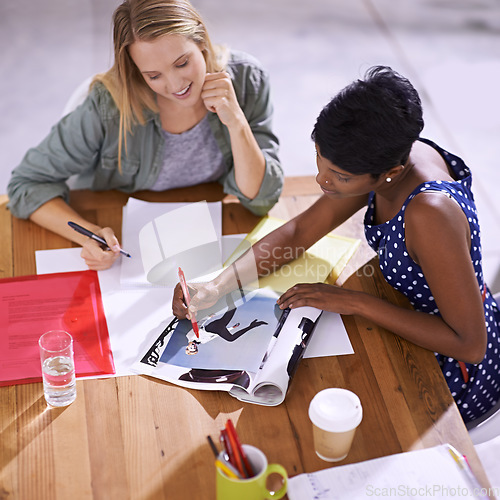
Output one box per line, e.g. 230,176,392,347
469,405,500,445
468,292,500,445
61,76,93,117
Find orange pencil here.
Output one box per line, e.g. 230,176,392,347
225,419,253,477
226,419,254,478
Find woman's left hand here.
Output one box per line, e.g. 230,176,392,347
277,283,360,315
201,72,245,128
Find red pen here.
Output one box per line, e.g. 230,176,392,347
224,420,247,478
226,419,254,478
220,429,236,467
178,267,199,338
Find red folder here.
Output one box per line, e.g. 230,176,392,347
0,270,115,386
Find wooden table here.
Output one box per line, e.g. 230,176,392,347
0,179,493,499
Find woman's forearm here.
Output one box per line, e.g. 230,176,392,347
351,291,486,363
29,197,103,246
227,117,266,199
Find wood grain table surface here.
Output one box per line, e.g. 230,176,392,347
0,178,493,499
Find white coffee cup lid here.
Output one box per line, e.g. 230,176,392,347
309,388,363,433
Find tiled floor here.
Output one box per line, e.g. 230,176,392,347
1,0,499,291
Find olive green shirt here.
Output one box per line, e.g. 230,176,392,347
8,50,283,218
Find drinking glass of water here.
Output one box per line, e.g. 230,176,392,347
39,330,77,407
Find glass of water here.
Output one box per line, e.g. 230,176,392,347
39,330,77,407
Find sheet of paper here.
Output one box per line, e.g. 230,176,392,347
97,263,173,376
288,445,478,500
36,251,171,377
35,247,88,273
0,270,115,386
119,199,222,287
35,237,354,377
305,311,353,358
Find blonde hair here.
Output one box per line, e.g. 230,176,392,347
93,0,227,170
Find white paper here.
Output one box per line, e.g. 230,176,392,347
119,199,222,287
305,311,353,358
96,262,172,376
35,242,353,376
35,247,87,273
36,249,171,376
474,435,500,489
288,445,478,500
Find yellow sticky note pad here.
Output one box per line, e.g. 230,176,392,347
225,217,360,293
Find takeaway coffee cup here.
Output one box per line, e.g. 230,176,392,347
308,388,363,462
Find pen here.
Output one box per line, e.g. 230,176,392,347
68,221,131,258
259,307,290,369
220,429,236,468
225,419,254,478
178,267,199,338
224,421,246,478
207,435,219,458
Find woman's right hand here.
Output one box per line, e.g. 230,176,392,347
172,281,221,319
80,227,122,271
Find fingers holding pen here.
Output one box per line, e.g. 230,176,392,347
100,227,123,255
80,237,120,270
172,281,222,319
71,222,124,270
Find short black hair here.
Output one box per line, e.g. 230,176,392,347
311,66,424,176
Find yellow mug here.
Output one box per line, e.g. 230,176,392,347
216,445,287,500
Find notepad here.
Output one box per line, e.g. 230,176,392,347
119,199,222,287
287,444,488,500
225,216,360,293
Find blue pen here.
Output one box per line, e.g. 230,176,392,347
68,221,131,258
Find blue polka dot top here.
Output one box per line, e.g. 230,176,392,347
364,138,500,424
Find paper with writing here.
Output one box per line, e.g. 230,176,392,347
0,270,115,386
287,444,481,500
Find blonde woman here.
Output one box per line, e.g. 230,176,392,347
8,0,283,270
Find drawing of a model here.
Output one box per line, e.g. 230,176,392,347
185,294,267,355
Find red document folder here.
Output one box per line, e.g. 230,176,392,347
0,270,115,386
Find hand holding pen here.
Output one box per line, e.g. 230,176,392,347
68,221,131,257
178,267,200,338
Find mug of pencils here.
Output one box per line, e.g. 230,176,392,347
216,444,287,500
